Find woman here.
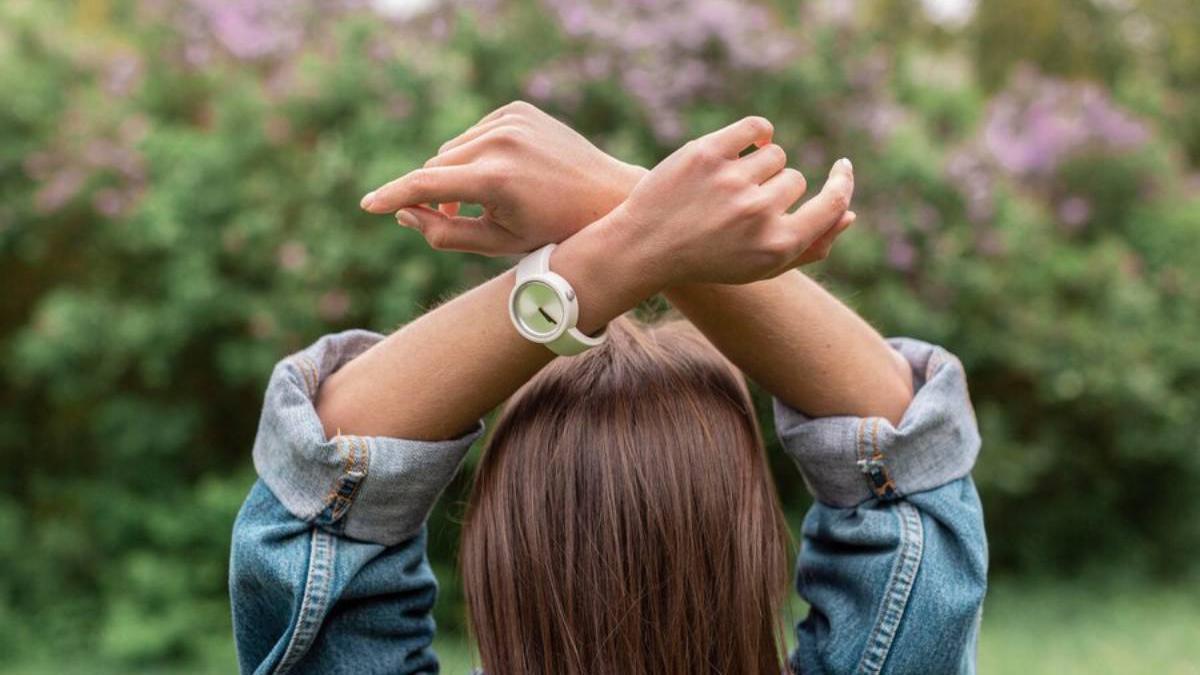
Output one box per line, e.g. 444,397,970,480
230,104,987,674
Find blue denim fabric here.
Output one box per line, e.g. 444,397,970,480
230,331,987,674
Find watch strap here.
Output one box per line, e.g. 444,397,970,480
513,243,607,356
549,326,607,356
516,242,556,281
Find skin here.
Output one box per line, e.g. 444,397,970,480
319,105,912,442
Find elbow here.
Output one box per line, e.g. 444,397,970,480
880,348,915,426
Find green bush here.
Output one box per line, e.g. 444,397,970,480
1,0,1197,668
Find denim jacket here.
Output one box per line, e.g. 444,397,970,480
230,331,987,674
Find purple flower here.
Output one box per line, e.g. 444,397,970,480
525,73,555,100
534,0,795,140
1057,195,1092,231
886,237,917,272
104,54,143,97
318,290,352,321
93,188,129,218
983,69,1149,178
34,169,86,214
277,241,308,271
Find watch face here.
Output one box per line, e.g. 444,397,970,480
513,279,566,338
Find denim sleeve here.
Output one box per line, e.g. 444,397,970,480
230,330,484,674
774,338,988,675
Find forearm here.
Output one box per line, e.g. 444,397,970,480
316,216,654,441
665,272,913,424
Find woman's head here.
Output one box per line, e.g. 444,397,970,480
461,318,791,674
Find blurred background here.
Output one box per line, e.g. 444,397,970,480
2,0,1199,672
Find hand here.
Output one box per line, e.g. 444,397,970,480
359,101,644,255
600,116,856,288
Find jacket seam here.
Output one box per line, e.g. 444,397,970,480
273,528,337,674
329,436,368,522
855,500,924,675
294,354,318,399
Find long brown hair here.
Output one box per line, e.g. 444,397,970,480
460,317,792,674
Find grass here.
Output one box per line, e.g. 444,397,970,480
431,577,1200,674
976,577,1200,674
3,578,1197,674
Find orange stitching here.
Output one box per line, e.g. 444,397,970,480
300,355,318,398
870,417,897,496
323,435,346,507
293,355,313,397
344,436,368,502
856,417,867,462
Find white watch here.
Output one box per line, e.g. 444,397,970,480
509,244,607,356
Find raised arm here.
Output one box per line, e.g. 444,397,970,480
233,114,858,674
324,113,854,441
312,217,643,442
665,270,914,425
378,103,985,674
382,103,910,425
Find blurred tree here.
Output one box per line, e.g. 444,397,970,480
0,0,1197,669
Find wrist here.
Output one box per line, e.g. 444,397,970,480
549,209,662,334
614,161,649,194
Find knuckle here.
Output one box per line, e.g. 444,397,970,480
424,227,447,249
760,232,795,260
738,191,772,216
787,168,808,193
481,162,510,191
827,188,851,213
504,100,535,116
715,170,745,193
743,115,773,137
406,170,428,193
489,126,524,148
763,144,786,164
685,144,718,170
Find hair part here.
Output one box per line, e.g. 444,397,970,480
461,317,791,674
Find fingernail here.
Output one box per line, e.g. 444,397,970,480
359,191,376,210
396,209,420,229
837,157,853,173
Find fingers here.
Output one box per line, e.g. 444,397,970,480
426,133,495,169
437,117,513,156
361,165,492,214
737,144,788,184
795,210,855,265
759,166,808,208
395,206,523,255
782,158,854,247
705,116,774,158
438,100,540,154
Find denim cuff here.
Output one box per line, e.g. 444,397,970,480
252,330,485,546
773,338,980,508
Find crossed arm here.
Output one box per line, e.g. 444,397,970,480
234,106,986,674
316,105,912,442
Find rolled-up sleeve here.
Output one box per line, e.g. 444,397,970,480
777,339,987,674
252,330,484,546
773,337,980,507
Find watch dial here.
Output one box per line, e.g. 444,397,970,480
515,280,565,337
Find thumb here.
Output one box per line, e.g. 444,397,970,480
396,207,523,256
795,210,855,266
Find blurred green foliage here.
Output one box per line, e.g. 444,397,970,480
1,0,1198,669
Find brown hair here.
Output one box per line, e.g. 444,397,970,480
460,317,792,674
